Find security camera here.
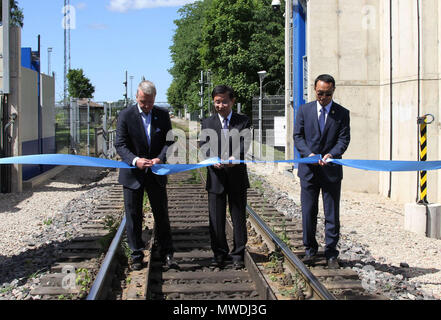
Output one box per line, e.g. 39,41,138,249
271,0,281,11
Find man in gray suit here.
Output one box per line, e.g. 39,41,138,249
115,80,178,271
294,74,350,269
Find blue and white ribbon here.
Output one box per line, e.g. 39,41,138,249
1,154,441,176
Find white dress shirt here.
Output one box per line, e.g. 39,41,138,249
317,100,333,123
132,104,152,167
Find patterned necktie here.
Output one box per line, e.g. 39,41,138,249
223,118,228,138
223,118,228,130
319,108,326,134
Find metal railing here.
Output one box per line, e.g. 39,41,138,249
86,216,126,300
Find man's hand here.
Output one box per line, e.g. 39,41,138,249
308,153,319,166
319,153,333,166
136,158,162,170
213,157,237,169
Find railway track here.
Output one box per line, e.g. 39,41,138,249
29,171,126,300
27,135,387,300
28,166,387,300
246,188,386,300
144,171,275,300
136,166,387,301
88,122,388,301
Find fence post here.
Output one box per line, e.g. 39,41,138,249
417,114,434,204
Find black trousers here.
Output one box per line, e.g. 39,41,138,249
123,172,173,262
300,178,341,260
208,189,247,262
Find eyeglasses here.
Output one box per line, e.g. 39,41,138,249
316,91,334,97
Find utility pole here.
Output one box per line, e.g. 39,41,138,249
123,71,128,107
130,75,134,102
198,70,212,119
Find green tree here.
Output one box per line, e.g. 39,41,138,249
67,69,95,99
167,1,211,113
0,0,24,27
200,0,284,114
167,0,284,116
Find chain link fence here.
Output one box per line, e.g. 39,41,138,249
55,99,126,158
251,95,286,160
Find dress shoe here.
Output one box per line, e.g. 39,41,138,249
301,254,317,266
210,256,226,268
232,261,245,270
130,261,143,271
327,257,340,269
164,254,180,270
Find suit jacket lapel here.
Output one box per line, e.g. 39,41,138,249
150,108,158,150
311,102,321,136
210,114,226,158
320,103,335,140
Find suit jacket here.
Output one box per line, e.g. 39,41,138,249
294,101,350,183
115,104,173,189
200,112,251,194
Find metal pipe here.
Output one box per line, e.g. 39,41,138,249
416,0,421,202
87,216,126,300
388,0,393,198
87,100,90,156
2,0,10,94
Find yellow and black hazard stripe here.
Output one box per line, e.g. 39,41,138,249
417,114,434,204
419,119,428,204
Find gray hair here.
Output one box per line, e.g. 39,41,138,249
137,80,157,97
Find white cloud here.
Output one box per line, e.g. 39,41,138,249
76,2,87,10
87,23,109,30
108,0,197,13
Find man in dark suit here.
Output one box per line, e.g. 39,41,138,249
293,74,350,269
199,85,251,269
115,80,178,271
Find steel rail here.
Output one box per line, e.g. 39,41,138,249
246,205,336,300
87,216,126,300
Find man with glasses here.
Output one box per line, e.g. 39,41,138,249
293,74,350,269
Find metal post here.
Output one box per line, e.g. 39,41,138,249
2,0,10,94
199,71,204,120
69,97,75,153
417,114,434,204
87,100,90,156
1,0,11,192
103,102,108,157
259,80,263,159
130,76,134,102
47,47,53,75
258,71,267,160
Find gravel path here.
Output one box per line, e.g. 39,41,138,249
0,166,117,300
248,163,441,300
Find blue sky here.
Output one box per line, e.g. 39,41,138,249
19,0,197,103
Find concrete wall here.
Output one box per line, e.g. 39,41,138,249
0,26,22,192
307,0,381,194
20,69,56,180
305,0,441,204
